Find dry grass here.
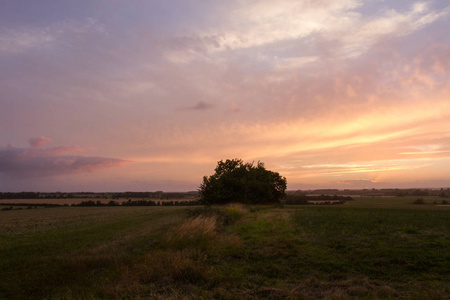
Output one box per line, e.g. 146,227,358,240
174,215,218,238
164,214,219,253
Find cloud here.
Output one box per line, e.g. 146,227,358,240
227,101,242,113
181,100,216,111
204,0,361,51
337,2,450,58
0,143,129,177
0,18,105,54
0,27,55,54
29,136,52,148
337,179,377,187
192,0,450,67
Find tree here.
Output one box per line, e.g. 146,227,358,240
199,159,287,205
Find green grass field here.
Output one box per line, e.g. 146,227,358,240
0,198,449,299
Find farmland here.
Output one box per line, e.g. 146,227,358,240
0,197,449,299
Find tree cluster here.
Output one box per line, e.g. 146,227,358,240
199,159,287,205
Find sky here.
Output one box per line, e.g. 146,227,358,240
1,0,450,192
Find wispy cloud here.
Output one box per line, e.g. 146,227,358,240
196,0,449,62
0,18,105,54
0,27,55,53
337,179,377,187
204,0,361,51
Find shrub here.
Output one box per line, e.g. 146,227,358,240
223,203,247,225
413,198,425,205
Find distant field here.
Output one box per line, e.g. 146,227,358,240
0,198,448,299
345,196,450,209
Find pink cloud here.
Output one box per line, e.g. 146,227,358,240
29,136,52,148
227,101,242,113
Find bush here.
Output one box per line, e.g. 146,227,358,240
199,159,287,205
413,198,425,205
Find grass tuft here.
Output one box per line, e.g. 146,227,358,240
176,215,217,237
164,215,218,251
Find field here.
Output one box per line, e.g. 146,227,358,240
0,197,449,299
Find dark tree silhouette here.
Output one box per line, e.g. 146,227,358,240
199,159,287,205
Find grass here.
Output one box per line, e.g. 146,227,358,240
0,199,449,299
0,207,187,299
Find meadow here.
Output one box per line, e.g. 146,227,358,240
0,197,449,299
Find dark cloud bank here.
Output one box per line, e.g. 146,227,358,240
0,145,128,177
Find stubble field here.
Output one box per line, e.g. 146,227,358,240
0,197,449,299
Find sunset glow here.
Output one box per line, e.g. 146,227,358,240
1,1,450,191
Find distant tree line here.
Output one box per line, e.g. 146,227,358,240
111,191,197,200
0,191,198,200
290,188,450,198
73,199,200,207
395,189,450,198
412,198,449,205
0,203,60,209
284,194,353,205
0,192,100,199
0,192,41,199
